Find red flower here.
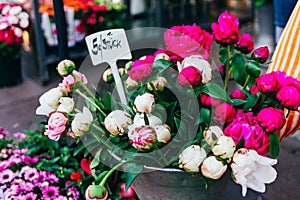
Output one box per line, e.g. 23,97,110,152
128,59,152,81
256,107,286,133
230,89,247,100
235,33,254,54
119,183,135,198
214,103,236,124
178,66,202,88
211,10,239,45
89,4,108,12
80,158,92,175
70,172,82,182
256,73,279,93
252,46,269,63
200,93,222,107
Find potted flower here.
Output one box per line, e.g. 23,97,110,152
36,11,300,200
0,3,30,87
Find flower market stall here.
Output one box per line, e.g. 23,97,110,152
33,9,300,200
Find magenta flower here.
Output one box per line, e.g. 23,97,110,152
128,59,152,81
24,167,39,182
67,185,80,199
230,89,247,100
224,110,270,156
235,33,254,54
256,73,279,93
276,85,300,110
164,24,213,58
44,112,68,141
200,93,222,107
0,127,9,139
13,132,27,139
128,126,157,151
252,46,269,63
59,70,88,93
178,66,202,88
42,186,60,199
214,103,236,124
0,169,14,184
249,85,260,94
24,192,37,200
211,10,239,45
256,107,286,132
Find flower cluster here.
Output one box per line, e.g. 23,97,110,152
36,10,300,199
0,128,80,200
0,3,30,57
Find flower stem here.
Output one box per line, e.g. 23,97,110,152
75,89,106,117
243,75,251,89
154,144,169,166
91,124,113,150
149,82,161,101
99,160,131,187
224,45,232,91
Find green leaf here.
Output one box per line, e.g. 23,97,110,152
243,94,259,111
152,59,174,74
219,47,228,65
197,108,211,126
103,93,112,110
94,171,109,185
230,98,247,106
236,137,245,150
245,61,261,78
205,82,227,101
269,132,280,158
231,53,247,86
90,149,102,169
123,163,144,190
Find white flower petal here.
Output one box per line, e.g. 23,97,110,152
253,164,277,184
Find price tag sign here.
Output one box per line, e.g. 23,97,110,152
85,29,132,104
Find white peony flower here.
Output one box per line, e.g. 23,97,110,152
125,77,138,88
154,124,171,143
13,27,22,37
134,93,155,113
57,59,75,76
7,15,18,25
201,156,227,180
36,87,63,116
18,12,29,20
128,125,157,151
57,97,74,114
19,19,29,29
231,148,277,197
204,126,224,146
212,136,236,160
104,110,132,136
102,68,113,83
9,6,22,15
71,107,93,137
178,55,212,84
133,113,162,127
179,145,207,172
154,53,169,61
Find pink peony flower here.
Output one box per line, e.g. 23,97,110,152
164,24,213,59
154,49,184,63
249,85,259,94
224,110,270,155
200,93,222,107
178,66,202,87
276,85,300,110
230,89,247,100
256,107,286,133
128,59,152,81
235,33,254,54
119,183,135,198
59,70,88,93
214,103,236,124
44,112,68,141
252,46,269,63
211,10,239,45
256,73,279,93
128,126,157,151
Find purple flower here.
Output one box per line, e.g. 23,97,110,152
0,127,9,139
0,169,14,184
24,192,37,200
13,132,27,139
67,185,80,199
42,186,60,199
35,171,47,185
16,182,35,193
24,168,39,182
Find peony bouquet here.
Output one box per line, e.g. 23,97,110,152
36,11,300,199
0,3,30,58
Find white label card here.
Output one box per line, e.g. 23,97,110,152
85,29,132,105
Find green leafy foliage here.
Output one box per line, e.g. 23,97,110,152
231,53,247,85
269,132,280,158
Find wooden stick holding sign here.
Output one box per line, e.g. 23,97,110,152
85,29,132,105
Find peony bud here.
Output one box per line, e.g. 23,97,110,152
235,33,254,54
85,185,108,200
214,103,236,124
104,110,132,136
44,112,68,141
256,73,279,93
128,60,152,81
179,145,207,172
256,107,286,132
125,61,133,72
230,89,247,100
57,97,74,114
204,126,224,145
71,107,93,137
276,85,300,110
147,77,168,92
128,126,157,151
125,77,138,88
212,136,236,160
252,46,269,63
134,93,155,113
57,59,75,76
102,68,113,83
118,68,126,76
133,113,162,127
201,156,227,180
119,183,135,198
154,124,171,143
178,66,201,88
154,53,170,61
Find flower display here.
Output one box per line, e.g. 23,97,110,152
36,10,300,199
0,3,30,57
